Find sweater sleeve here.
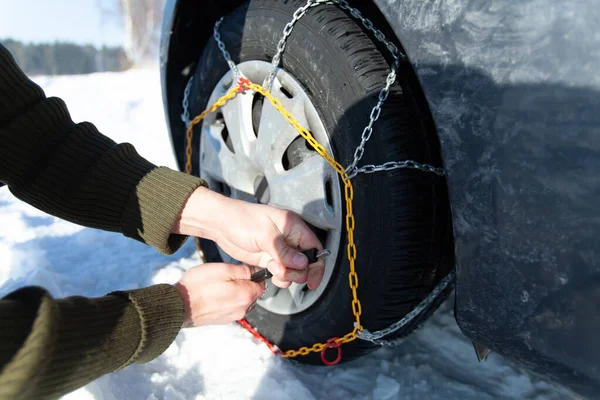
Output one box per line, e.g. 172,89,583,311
0,43,207,255
0,285,184,400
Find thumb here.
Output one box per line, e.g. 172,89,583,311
265,225,309,271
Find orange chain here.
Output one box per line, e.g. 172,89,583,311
185,79,362,359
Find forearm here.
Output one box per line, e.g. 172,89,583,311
0,44,207,254
0,285,184,400
0,44,152,231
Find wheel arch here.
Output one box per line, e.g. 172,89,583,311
160,0,241,172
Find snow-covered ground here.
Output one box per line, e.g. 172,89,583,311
0,69,574,400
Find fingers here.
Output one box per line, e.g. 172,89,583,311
256,250,312,288
233,279,265,304
269,210,324,262
307,260,325,290
271,229,309,270
266,258,305,288
260,210,327,288
229,265,265,319
224,264,267,299
177,262,271,327
271,276,291,289
265,258,285,284
224,263,259,281
223,263,267,301
294,219,324,252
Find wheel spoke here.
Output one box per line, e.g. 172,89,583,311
201,124,255,193
287,283,306,308
220,91,255,159
262,281,280,299
253,89,308,171
267,154,338,230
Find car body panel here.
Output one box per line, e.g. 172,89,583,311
372,0,600,396
160,0,600,396
160,0,242,174
159,0,179,165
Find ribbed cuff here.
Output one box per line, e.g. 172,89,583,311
0,287,58,400
121,167,207,255
0,285,184,399
111,284,185,366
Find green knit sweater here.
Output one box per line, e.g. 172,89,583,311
0,44,207,400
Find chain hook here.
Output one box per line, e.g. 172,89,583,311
321,337,343,366
237,77,252,94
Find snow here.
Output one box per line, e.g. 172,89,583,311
0,69,573,400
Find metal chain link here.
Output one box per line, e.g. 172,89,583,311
324,0,409,176
344,67,397,176
351,160,446,178
263,0,317,89
356,270,455,345
214,17,240,78
335,0,402,63
181,76,193,128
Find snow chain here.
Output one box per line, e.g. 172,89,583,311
182,0,451,364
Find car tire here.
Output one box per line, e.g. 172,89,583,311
186,0,454,364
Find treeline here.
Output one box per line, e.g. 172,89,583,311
1,39,131,76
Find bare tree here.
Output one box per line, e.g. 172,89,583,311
104,0,165,65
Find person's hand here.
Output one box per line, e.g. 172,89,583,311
174,262,265,327
173,187,325,289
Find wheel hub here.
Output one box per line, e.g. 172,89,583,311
199,61,343,315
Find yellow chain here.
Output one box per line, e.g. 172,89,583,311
185,87,240,175
185,81,363,358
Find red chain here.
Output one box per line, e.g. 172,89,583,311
237,319,281,355
321,337,343,366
